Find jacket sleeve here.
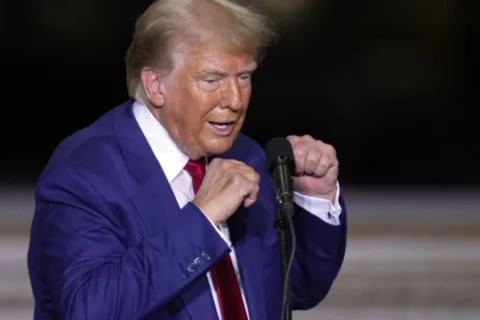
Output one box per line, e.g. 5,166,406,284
289,196,347,310
251,144,347,311
34,168,229,319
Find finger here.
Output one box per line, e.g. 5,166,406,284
291,140,309,176
322,144,338,161
314,153,340,178
304,146,322,176
312,144,338,177
243,197,256,207
288,134,316,145
208,158,238,173
313,153,331,177
243,182,259,207
226,160,252,171
286,135,300,147
242,170,260,184
315,164,339,192
222,161,252,180
222,159,245,168
301,134,315,142
231,173,258,196
324,162,339,181
234,166,259,183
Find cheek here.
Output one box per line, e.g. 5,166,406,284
241,88,252,106
194,90,222,114
184,94,218,130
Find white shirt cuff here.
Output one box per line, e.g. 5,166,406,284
196,206,233,248
216,222,233,248
293,182,343,226
202,212,232,249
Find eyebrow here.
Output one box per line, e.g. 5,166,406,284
238,66,257,76
239,63,258,75
199,63,258,78
199,70,229,78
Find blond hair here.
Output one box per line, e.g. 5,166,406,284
125,0,278,101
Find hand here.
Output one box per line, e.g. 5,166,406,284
287,135,339,202
193,158,260,225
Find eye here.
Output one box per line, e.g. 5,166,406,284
201,78,220,91
238,74,252,87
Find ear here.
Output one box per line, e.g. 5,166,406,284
140,68,166,107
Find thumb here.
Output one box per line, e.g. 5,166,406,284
241,182,259,207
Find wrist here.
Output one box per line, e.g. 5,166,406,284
192,201,221,226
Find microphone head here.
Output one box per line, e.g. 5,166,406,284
265,137,295,174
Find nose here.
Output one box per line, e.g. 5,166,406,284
221,78,243,110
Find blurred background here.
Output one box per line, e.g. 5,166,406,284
1,0,479,319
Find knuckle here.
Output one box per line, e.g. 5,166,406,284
210,158,221,166
294,148,306,159
306,154,318,164
287,135,298,145
302,134,314,141
319,158,331,169
249,183,259,197
325,143,336,156
230,173,242,185
222,159,233,168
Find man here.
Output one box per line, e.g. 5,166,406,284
28,0,347,319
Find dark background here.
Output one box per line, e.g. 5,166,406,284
1,0,478,187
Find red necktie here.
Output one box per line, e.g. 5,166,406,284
184,159,249,320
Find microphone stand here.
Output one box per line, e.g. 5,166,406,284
268,153,296,320
274,198,294,320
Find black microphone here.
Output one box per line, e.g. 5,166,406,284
265,136,296,320
265,137,296,213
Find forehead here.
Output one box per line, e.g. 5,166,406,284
181,49,257,73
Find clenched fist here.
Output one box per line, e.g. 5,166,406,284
287,135,339,202
193,158,260,225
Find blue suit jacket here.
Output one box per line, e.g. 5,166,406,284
28,101,347,320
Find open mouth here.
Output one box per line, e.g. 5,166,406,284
208,121,234,129
208,121,235,135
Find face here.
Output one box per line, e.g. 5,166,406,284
142,48,256,160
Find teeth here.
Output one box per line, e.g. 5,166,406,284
209,121,233,128
212,123,229,128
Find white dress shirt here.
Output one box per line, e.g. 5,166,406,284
132,101,342,319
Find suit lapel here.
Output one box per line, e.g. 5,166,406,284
113,101,180,231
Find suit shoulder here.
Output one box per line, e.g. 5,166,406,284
36,135,129,214
40,105,126,182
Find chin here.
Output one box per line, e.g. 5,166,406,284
204,137,236,156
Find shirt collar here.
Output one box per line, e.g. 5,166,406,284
132,100,190,183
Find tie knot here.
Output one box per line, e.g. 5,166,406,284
184,159,206,194
184,159,206,178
